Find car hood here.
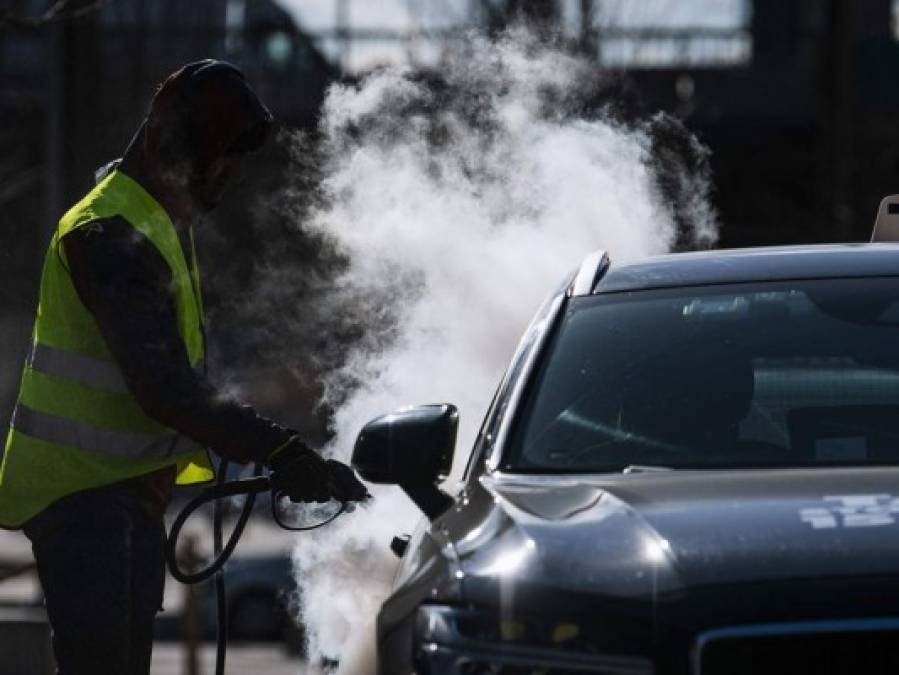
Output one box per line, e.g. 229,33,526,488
450,467,899,604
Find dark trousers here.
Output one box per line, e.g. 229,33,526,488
23,484,166,675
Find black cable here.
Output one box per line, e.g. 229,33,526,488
214,459,229,675
165,466,267,584
166,470,348,581
270,492,346,531
166,461,265,675
166,463,353,675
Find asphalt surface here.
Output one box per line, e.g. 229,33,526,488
150,643,303,674
0,515,294,609
1,521,305,674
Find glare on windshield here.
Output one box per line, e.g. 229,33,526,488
506,277,899,472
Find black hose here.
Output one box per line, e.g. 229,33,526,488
213,459,229,675
165,462,266,675
270,491,347,531
166,462,355,675
165,466,268,584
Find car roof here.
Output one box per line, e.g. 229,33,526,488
593,244,899,294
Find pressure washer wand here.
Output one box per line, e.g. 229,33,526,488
204,474,272,498
165,466,270,586
165,460,362,675
166,466,361,584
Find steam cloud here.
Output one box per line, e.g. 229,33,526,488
285,31,718,673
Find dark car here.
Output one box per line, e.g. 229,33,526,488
352,244,899,675
199,554,301,646
155,551,303,650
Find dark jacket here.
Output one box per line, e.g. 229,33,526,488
63,216,294,509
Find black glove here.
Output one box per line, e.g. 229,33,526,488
267,438,334,503
267,438,370,504
325,459,371,503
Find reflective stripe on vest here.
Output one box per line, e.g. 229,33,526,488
0,170,215,528
25,342,203,395
10,404,201,459
27,342,128,394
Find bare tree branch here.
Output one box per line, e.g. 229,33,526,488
0,0,114,31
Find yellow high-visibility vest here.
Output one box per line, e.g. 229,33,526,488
0,170,214,528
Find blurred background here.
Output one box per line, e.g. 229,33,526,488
2,0,899,672
3,0,898,448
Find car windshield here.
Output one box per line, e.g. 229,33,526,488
505,277,899,472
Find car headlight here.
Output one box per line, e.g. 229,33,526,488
414,605,654,675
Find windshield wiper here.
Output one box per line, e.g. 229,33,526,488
622,464,674,474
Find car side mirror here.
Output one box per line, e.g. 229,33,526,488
352,404,458,520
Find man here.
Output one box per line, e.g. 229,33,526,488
0,60,367,674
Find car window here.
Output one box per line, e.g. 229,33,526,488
464,286,570,480
505,277,899,472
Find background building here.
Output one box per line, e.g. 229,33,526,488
3,0,899,458
3,2,899,669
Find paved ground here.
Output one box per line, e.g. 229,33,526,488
0,514,294,609
1,519,306,674
151,643,304,675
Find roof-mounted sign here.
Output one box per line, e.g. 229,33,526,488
872,195,899,242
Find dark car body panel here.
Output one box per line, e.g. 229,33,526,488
597,244,899,293
470,468,899,596
373,245,899,674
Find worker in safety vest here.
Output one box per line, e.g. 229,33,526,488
0,60,367,674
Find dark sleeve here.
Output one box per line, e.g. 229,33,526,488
62,216,294,464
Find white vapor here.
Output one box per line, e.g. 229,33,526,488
289,31,717,673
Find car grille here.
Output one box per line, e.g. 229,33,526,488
698,626,899,675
